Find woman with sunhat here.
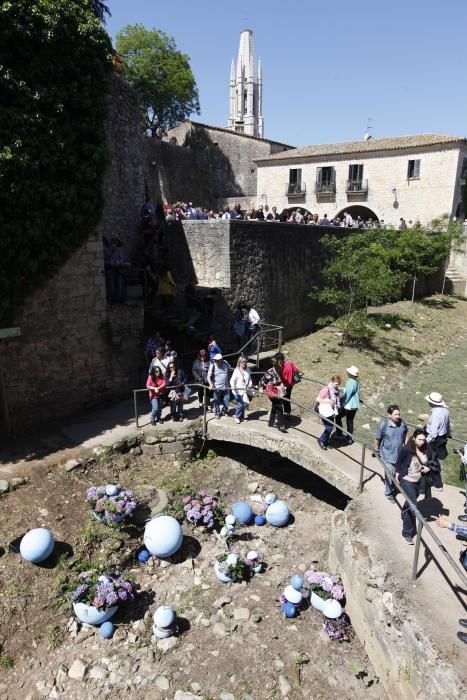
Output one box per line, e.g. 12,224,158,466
425,391,451,491
335,366,361,445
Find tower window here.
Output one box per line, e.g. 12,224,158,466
244,90,247,115
407,159,420,179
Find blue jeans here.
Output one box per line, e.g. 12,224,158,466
319,417,334,445
150,397,162,421
234,393,247,420
401,480,420,539
382,459,397,497
213,389,230,416
170,398,184,419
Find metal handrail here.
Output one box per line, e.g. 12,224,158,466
299,375,467,446
133,380,467,588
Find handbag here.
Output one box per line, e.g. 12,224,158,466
292,369,301,385
266,383,278,399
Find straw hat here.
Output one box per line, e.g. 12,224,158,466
346,366,359,377
424,391,447,407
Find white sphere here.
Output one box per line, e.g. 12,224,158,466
246,550,258,561
322,599,343,619
265,500,289,527
284,585,302,605
226,553,238,566
265,493,276,505
153,625,172,639
153,605,175,628
20,528,54,563
105,484,119,496
144,516,183,558
225,514,236,526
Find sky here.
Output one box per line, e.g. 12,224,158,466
106,0,467,147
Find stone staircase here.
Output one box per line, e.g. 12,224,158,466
445,264,467,296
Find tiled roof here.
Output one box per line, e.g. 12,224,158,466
172,120,294,148
255,134,466,162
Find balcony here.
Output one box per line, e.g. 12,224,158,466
286,182,306,197
315,180,336,200
346,179,368,198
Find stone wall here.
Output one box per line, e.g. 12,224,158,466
0,77,145,435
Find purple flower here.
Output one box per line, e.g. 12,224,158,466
278,593,286,604
117,589,128,601
182,496,191,504
331,584,344,600
198,490,207,497
192,499,200,507
78,571,92,580
305,570,325,585
95,498,105,513
72,583,89,601
184,504,191,512
322,576,333,592
86,487,97,501
105,591,119,606
203,496,212,505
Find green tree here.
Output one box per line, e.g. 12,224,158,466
87,0,110,22
116,24,200,130
0,0,113,324
394,227,451,302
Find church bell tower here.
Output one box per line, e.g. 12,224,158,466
227,30,263,138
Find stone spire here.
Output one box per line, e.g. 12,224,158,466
227,30,263,138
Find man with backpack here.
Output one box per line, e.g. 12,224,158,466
374,404,408,503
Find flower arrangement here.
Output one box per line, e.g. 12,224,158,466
181,490,224,530
323,613,353,641
304,570,345,603
86,485,137,527
71,569,135,610
216,552,248,582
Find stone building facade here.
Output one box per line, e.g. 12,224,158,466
255,134,467,226
166,120,292,206
0,76,145,435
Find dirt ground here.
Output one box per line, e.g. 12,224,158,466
0,445,384,699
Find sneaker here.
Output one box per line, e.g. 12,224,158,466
386,495,396,504
207,406,213,413
432,487,444,492
179,415,184,422
215,414,221,420
318,440,327,450
459,619,467,628
403,536,414,545
457,632,467,644
150,419,157,426
235,418,241,424
278,425,288,433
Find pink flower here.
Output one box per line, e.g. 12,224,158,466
192,500,200,507
331,584,344,600
203,496,212,505
198,490,207,497
182,496,191,504
92,596,104,609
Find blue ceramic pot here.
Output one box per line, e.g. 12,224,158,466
73,602,118,625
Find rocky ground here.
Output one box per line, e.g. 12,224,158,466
0,442,384,700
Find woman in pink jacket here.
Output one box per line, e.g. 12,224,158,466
146,366,167,425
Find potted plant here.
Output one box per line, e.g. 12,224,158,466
71,568,135,625
304,570,345,613
86,485,138,527
181,490,225,530
323,613,353,641
214,552,248,583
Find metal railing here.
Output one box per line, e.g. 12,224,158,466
286,182,306,196
346,179,368,194
133,369,467,590
315,180,336,195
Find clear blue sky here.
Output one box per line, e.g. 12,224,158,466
106,0,467,147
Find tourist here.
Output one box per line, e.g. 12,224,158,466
192,348,210,408
164,340,178,361
395,428,438,545
343,211,353,227
294,208,304,224
374,404,408,503
144,330,165,366
266,206,280,221
146,366,166,425
319,213,330,226
272,352,301,422
433,514,467,643
150,347,168,375
207,353,231,419
425,391,451,491
335,366,361,444
221,207,232,220
208,335,222,360
399,217,408,230
316,375,341,450
165,359,186,422
158,266,176,310
259,359,288,433
245,304,261,355
230,356,253,423
255,205,265,220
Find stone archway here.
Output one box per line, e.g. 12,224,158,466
335,205,379,223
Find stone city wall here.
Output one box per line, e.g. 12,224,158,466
0,77,145,434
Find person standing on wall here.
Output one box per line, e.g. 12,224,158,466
273,352,301,423
335,366,361,444
316,375,341,450
425,391,451,492
207,353,231,419
259,357,288,433
230,356,253,424
374,404,408,503
246,304,261,355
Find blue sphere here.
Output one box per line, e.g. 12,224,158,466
137,548,150,562
281,602,296,618
231,501,253,525
20,528,55,563
266,500,289,527
254,514,266,526
144,516,183,558
100,621,115,639
290,575,304,591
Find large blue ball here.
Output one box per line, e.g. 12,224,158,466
281,602,296,618
266,500,289,527
231,501,253,525
290,575,304,591
144,516,184,558
20,528,55,563
100,621,115,639
137,548,150,562
254,514,266,526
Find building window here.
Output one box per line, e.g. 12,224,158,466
407,159,420,179
316,166,336,193
348,164,364,190
288,168,302,194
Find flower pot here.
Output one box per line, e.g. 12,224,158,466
322,599,343,619
73,602,118,626
214,560,232,583
92,511,124,526
310,591,326,612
